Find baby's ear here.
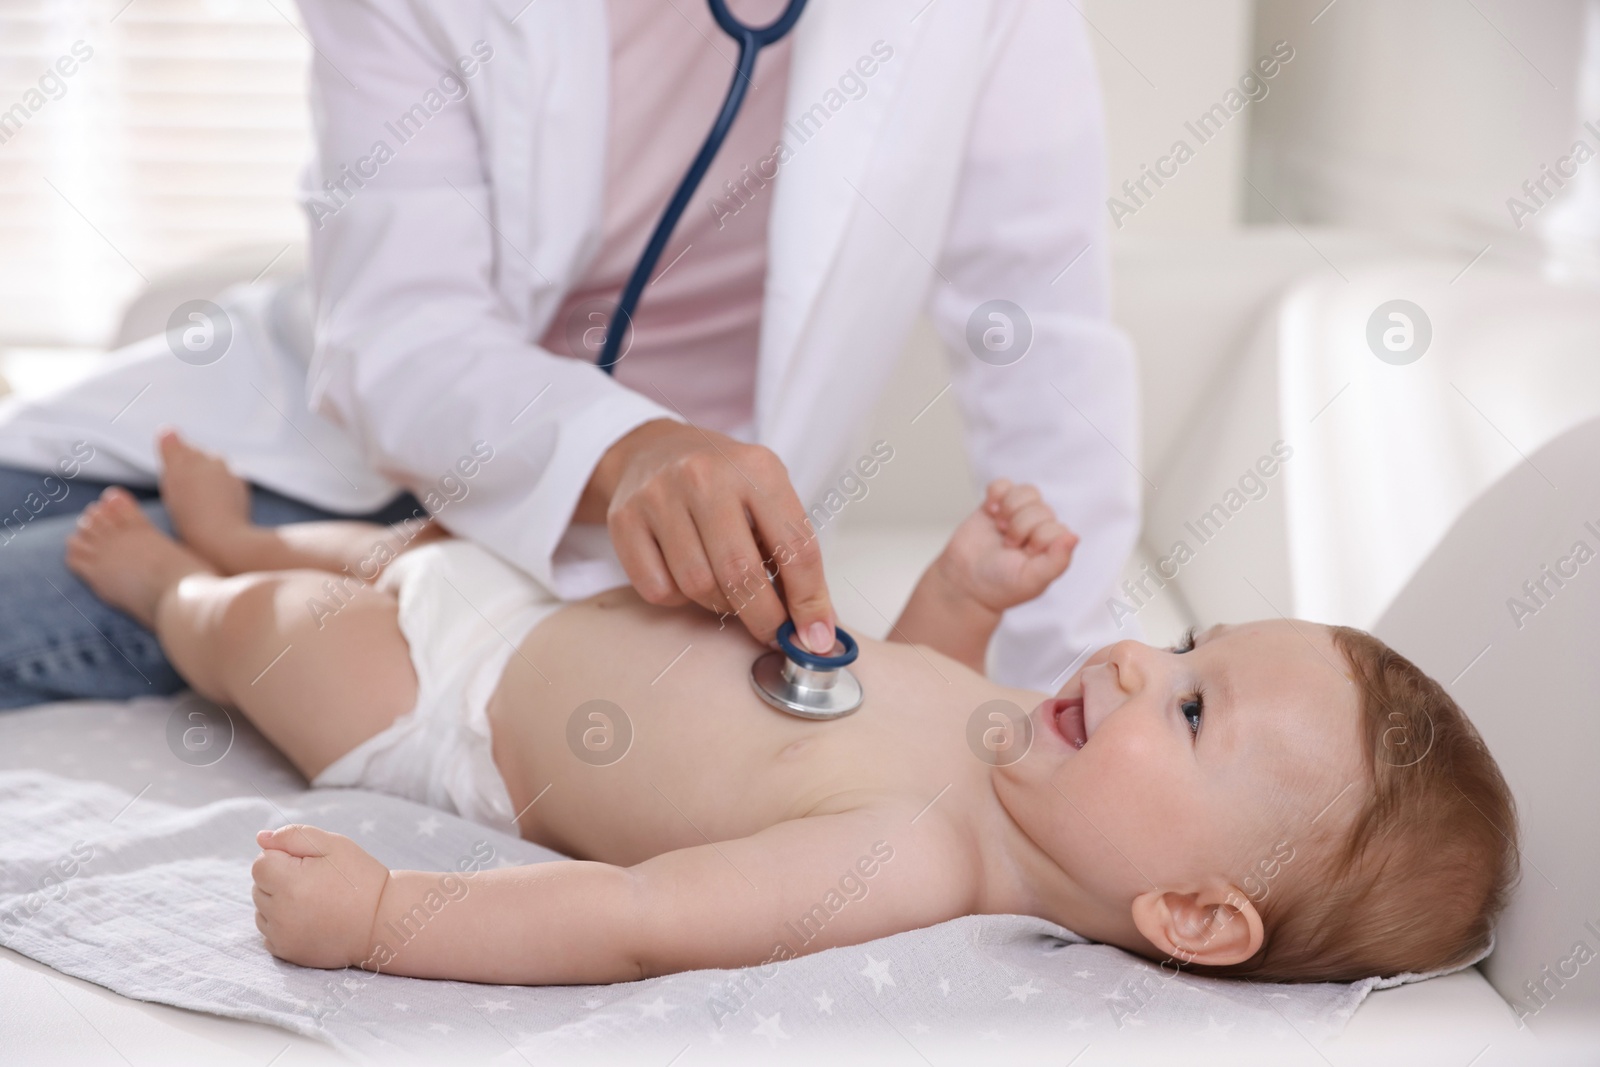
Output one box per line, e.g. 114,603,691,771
1129,885,1263,967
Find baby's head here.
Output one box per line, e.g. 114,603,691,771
996,619,1518,982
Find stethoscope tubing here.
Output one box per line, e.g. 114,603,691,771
592,0,859,720
595,0,810,374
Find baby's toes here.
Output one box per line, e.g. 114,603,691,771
70,502,100,539
157,427,203,464
97,486,142,524
68,498,117,549
75,486,138,530
63,530,93,569
159,427,231,477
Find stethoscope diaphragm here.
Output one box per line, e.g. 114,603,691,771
750,620,863,720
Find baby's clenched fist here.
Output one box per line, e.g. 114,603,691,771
936,479,1078,613
252,823,390,970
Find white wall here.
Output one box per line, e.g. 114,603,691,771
1085,0,1258,235
839,0,1263,532
1248,0,1591,265
829,2,1263,646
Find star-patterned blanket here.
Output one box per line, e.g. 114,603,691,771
0,697,1383,1063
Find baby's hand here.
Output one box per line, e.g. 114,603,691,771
937,480,1078,613
251,824,390,970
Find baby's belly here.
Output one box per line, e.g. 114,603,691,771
484,588,991,866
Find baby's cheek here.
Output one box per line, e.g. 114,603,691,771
1057,728,1186,825
1045,775,1171,893
1085,719,1165,773
1050,749,1134,825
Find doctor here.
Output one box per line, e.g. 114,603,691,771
0,0,1138,706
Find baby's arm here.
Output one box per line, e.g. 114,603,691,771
890,481,1076,674
252,808,971,984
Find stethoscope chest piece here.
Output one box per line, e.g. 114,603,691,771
751,621,863,720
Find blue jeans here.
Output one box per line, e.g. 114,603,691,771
0,465,425,709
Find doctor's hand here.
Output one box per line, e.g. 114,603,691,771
577,419,838,653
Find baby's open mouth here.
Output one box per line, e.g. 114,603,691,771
1049,697,1088,749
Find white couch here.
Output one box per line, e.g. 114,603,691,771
5,229,1598,1063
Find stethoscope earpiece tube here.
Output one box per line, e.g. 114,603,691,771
595,0,811,375
593,1,850,721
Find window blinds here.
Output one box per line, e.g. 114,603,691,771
0,0,311,348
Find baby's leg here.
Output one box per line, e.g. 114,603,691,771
156,428,446,579
66,487,416,780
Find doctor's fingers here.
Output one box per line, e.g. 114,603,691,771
746,489,835,655
692,497,788,642
611,510,690,607
652,506,742,617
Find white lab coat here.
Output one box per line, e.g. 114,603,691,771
0,0,1140,689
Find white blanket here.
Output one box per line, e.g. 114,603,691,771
0,698,1382,1063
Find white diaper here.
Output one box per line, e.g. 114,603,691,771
310,539,563,829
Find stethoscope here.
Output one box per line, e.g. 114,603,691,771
594,0,806,377
751,621,863,719
594,0,863,719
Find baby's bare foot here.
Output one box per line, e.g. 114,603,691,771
157,428,255,571
65,487,213,629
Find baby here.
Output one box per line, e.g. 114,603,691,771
64,430,1518,985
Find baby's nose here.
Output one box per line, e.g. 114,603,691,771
1105,640,1150,691
1077,658,1131,739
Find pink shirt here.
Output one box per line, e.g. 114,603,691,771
538,0,793,437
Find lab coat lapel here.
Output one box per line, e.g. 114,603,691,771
488,0,609,329
495,0,940,469
758,0,932,479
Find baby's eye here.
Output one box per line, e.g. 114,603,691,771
1170,626,1197,654
1181,693,1204,738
